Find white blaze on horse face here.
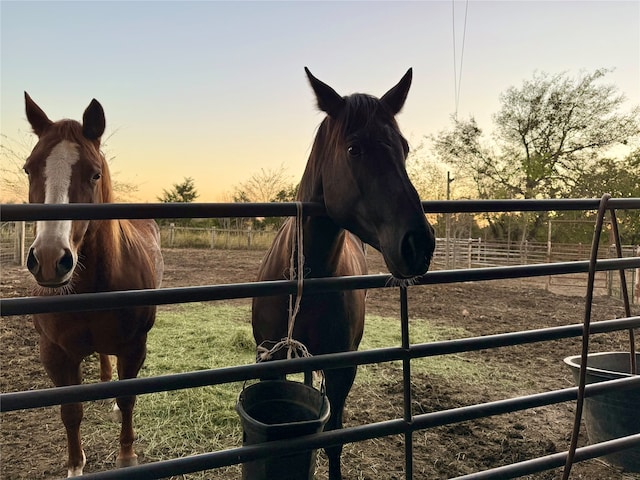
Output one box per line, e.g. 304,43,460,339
37,140,79,241
44,141,79,202
30,140,80,284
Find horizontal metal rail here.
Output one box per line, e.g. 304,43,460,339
2,258,639,316
2,198,639,479
46,376,640,480
2,198,640,222
3,315,638,411
451,433,640,480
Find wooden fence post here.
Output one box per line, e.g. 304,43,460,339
546,221,552,291
15,221,26,266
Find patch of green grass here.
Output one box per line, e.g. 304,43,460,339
134,303,496,478
136,303,254,468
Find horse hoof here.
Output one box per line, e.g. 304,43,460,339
67,450,86,477
116,454,138,468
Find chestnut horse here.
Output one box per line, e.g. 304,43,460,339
23,93,163,477
252,68,436,479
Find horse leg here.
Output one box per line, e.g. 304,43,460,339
324,365,357,480
114,343,147,468
39,339,86,477
99,354,124,423
99,354,113,382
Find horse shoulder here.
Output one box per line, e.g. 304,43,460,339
118,219,164,289
257,220,295,281
341,233,368,277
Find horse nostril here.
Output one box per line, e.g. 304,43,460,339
26,247,39,275
56,249,74,277
401,231,434,271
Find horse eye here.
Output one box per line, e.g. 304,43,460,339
347,145,362,157
92,172,102,182
23,168,30,176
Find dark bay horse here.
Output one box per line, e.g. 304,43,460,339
252,68,436,479
23,93,163,477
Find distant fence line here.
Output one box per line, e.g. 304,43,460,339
2,221,637,301
161,224,276,250
0,222,26,267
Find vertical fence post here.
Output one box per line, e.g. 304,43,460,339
20,221,26,266
210,228,216,249
15,221,27,266
247,226,252,249
400,286,413,480
546,221,552,291
607,245,614,297
169,223,175,247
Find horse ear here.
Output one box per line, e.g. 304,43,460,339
82,99,106,141
305,67,345,118
380,68,412,115
25,92,53,137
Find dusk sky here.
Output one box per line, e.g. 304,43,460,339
2,1,638,202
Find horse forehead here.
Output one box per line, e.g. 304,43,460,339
43,140,80,203
345,111,397,139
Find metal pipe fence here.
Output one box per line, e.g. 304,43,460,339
1,198,640,480
3,223,638,302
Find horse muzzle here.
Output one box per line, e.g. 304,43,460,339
27,245,75,288
382,227,436,279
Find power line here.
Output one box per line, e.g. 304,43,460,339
452,0,470,119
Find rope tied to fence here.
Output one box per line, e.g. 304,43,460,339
257,201,313,362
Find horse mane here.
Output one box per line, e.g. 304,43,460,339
297,93,400,201
95,156,154,275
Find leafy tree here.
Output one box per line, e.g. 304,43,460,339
406,141,448,201
157,177,199,203
434,68,640,239
157,176,199,226
271,184,299,203
559,150,640,245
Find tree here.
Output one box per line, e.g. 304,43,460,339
561,149,640,245
406,141,448,201
271,184,299,203
0,133,33,202
231,165,297,230
157,177,199,203
434,68,640,239
156,177,199,226
231,164,293,203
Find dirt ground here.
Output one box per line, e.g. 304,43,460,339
2,248,639,480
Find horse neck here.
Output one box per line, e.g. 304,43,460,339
296,155,346,278
79,175,129,287
75,219,122,286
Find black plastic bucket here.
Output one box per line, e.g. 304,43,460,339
564,352,640,472
236,380,331,480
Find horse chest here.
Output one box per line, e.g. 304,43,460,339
33,310,151,357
